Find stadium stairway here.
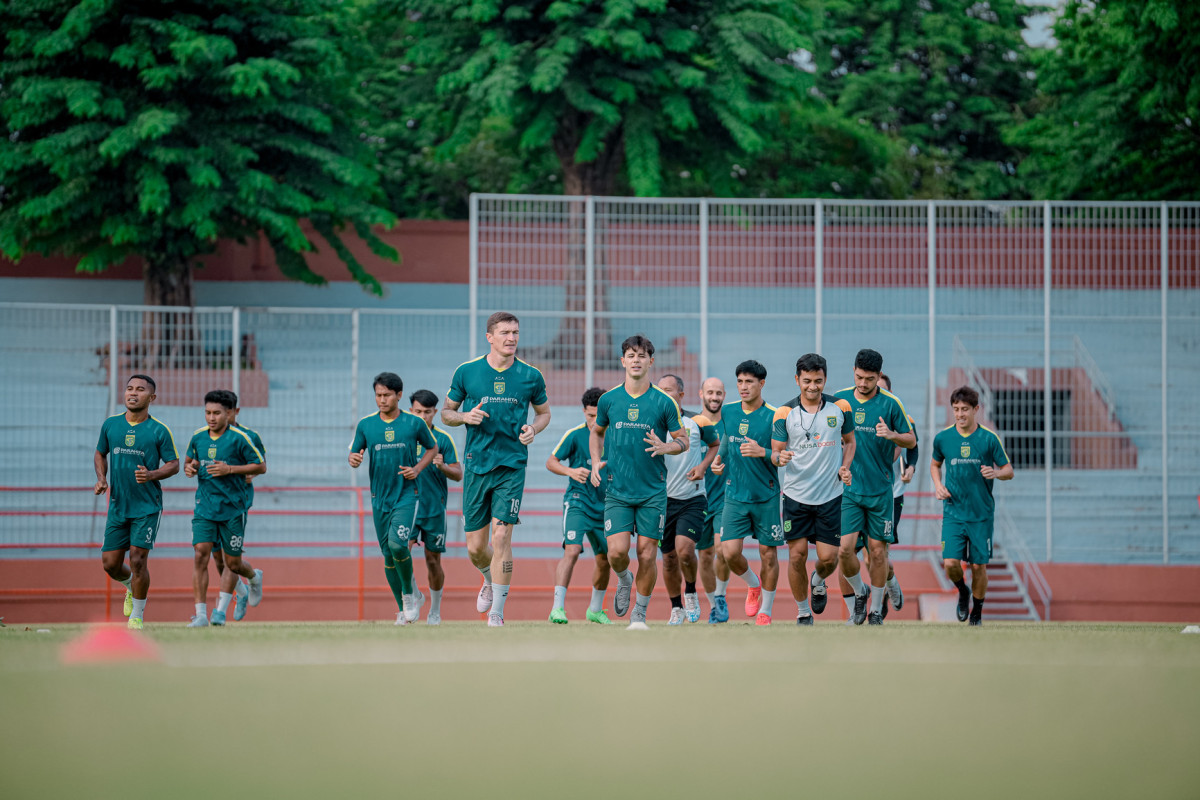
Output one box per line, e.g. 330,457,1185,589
982,542,1042,621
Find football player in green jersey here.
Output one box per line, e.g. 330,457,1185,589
834,349,915,625
94,375,179,629
443,312,551,626
350,372,438,624
931,386,1013,625
209,396,260,619
545,387,613,624
697,377,733,622
590,335,688,629
184,390,266,626
714,360,780,625
409,389,463,625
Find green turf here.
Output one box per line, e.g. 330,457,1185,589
2,621,1198,800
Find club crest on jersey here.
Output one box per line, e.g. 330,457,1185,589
207,445,217,459
738,421,749,436
494,380,505,395
854,411,865,424
627,408,639,422
385,429,395,443
826,416,838,427
961,444,971,458
125,433,135,447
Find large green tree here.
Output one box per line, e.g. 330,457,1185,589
0,0,397,305
398,0,815,197
1008,0,1200,199
816,0,1034,198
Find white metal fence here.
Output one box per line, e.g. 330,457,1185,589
471,196,1200,565
0,197,1196,564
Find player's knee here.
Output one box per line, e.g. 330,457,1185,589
192,549,209,568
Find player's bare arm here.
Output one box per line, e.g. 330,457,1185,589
644,427,688,456
588,424,607,486
930,458,951,500
136,459,179,484
93,450,108,495
547,454,590,484
875,416,916,449
686,439,719,481
399,443,437,480
205,459,265,478
770,439,794,467
441,398,489,427
981,463,1014,481
436,452,463,482
840,432,856,484
520,401,552,446
738,437,766,458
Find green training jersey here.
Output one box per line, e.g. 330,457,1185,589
350,411,437,511
717,401,779,504
834,387,914,498
447,356,548,475
595,384,683,503
931,425,1010,522
232,423,265,508
415,425,459,519
551,423,606,519
704,416,726,510
186,426,264,521
96,414,178,520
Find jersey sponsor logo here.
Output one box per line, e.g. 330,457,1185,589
124,433,136,446
385,429,395,443
854,411,865,424
494,380,505,394
627,407,639,422
826,416,838,428
738,421,749,435
960,444,971,458
207,445,217,459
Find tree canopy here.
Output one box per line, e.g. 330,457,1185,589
0,0,398,304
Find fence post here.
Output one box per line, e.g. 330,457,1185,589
927,202,936,460
350,309,359,489
1161,202,1169,564
357,487,366,622
585,196,596,387
1043,201,1053,562
699,198,709,380
108,306,118,414
469,193,480,359
231,307,241,403
814,200,823,354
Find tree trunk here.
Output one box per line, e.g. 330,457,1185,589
139,259,197,372
528,122,624,370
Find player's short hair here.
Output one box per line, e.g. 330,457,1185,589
582,387,603,408
950,386,980,407
854,348,883,373
620,334,655,357
795,353,826,377
373,372,403,394
659,373,684,393
128,374,156,393
735,359,767,381
879,373,891,391
410,389,438,408
486,311,520,333
204,390,235,409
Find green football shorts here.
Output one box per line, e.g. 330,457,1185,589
604,493,667,541
941,518,994,565
103,512,163,552
462,466,525,532
721,497,784,547
562,501,608,555
414,511,447,554
192,514,248,557
840,489,895,544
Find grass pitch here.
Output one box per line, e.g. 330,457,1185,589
2,621,1198,800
